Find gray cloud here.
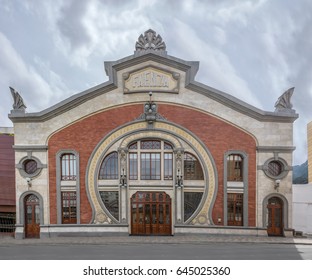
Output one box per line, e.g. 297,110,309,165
0,0,311,164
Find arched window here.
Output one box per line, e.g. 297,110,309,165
99,152,118,179
184,153,204,180
61,153,77,180
227,154,243,181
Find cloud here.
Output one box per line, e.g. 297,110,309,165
0,0,311,164
28,0,156,69
0,32,70,126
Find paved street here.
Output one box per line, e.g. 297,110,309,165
0,234,312,260
1,242,312,260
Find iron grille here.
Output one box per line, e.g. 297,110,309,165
0,213,16,235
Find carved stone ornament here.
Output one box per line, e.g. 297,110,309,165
118,148,128,172
136,92,166,126
135,29,166,54
274,87,295,112
9,87,27,110
175,149,184,172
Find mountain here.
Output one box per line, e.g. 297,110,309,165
293,160,308,184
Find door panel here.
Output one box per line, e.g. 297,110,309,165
24,194,40,238
267,197,283,236
131,192,171,235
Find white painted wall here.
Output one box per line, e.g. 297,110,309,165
293,184,312,235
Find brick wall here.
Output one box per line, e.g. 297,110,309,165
48,103,256,226
0,134,15,212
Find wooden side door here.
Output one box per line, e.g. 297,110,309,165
267,197,283,236
24,194,40,238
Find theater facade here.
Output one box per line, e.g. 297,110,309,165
9,30,298,238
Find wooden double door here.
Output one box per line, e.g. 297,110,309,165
131,192,171,235
24,194,40,238
267,197,283,236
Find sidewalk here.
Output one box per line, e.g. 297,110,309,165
1,234,312,246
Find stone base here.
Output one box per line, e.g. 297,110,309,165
175,226,268,236
14,225,24,239
284,228,294,237
40,224,129,238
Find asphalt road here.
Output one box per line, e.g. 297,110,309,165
0,242,312,260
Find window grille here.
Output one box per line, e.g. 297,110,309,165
268,161,283,177
128,142,137,150
61,154,77,180
24,159,38,175
227,193,243,226
164,142,173,150
61,191,77,224
0,213,16,235
141,140,161,149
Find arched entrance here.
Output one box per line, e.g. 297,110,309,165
24,194,40,238
267,196,283,236
131,191,171,235
87,121,217,228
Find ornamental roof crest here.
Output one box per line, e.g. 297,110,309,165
274,87,296,113
135,29,167,55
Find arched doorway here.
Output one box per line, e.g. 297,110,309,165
24,194,40,238
267,197,283,236
131,191,171,235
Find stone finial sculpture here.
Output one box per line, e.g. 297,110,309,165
274,87,295,112
9,87,27,110
135,29,166,54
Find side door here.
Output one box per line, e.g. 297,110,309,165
267,197,283,236
24,194,40,238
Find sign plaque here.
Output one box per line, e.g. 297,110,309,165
123,67,179,94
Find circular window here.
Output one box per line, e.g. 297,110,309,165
17,156,44,178
263,158,288,180
268,160,283,177
24,159,38,175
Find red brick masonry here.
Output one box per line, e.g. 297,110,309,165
48,103,256,226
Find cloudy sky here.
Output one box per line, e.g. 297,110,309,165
0,0,311,165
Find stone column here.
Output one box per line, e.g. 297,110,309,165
118,148,128,224
175,148,184,224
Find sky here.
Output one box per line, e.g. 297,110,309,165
0,0,311,165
